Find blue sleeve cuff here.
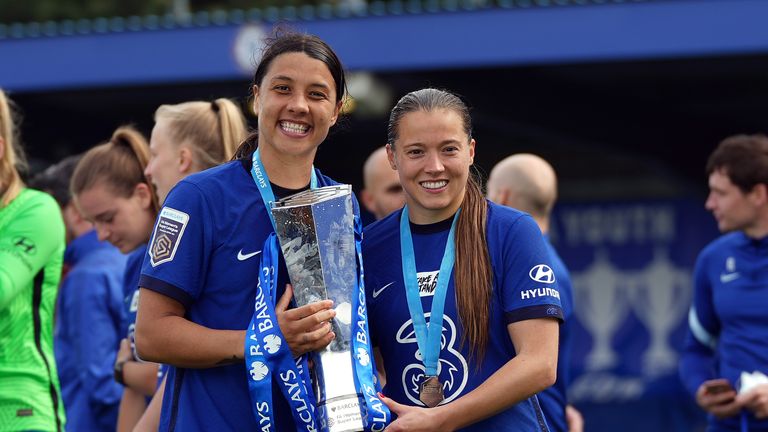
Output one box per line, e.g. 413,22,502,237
139,274,194,310
505,305,564,324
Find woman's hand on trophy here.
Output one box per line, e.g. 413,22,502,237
276,284,337,358
379,392,452,432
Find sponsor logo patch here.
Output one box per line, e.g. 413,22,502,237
263,334,282,354
529,264,555,283
12,236,36,255
372,281,395,299
356,347,370,367
150,207,189,267
250,361,269,381
417,270,440,297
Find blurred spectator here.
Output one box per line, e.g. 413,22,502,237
0,88,67,430
133,98,246,431
31,154,128,432
144,98,246,204
681,134,768,431
488,153,583,432
70,126,161,432
361,145,404,220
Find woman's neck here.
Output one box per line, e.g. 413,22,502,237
258,144,316,189
406,199,462,225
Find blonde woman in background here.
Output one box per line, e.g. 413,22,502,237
0,88,67,431
135,97,247,431
144,98,246,204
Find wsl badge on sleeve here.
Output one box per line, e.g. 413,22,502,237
149,207,189,267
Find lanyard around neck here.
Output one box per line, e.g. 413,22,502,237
399,206,460,376
250,148,318,230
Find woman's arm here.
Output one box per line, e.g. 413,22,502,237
132,375,166,432
135,286,337,368
382,317,559,432
115,338,160,397
135,288,246,367
116,387,148,432
0,192,64,308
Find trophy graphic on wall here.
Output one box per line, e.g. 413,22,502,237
271,185,364,432
629,247,691,376
573,250,630,371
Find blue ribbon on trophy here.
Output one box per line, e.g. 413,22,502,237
245,235,318,430
244,155,390,431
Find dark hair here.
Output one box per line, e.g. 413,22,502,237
387,88,492,364
233,31,347,160
30,154,82,207
706,134,768,193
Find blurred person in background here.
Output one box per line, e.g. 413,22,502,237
365,88,561,431
681,134,768,431
0,88,67,431
31,154,128,432
133,97,246,431
70,126,161,432
487,153,583,432
362,145,405,221
144,98,246,204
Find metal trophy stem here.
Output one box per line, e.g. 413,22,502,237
272,185,364,432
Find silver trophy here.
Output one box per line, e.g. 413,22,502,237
271,185,364,432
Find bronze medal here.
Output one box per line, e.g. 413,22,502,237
419,375,444,408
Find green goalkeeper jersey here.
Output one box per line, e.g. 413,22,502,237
0,188,66,431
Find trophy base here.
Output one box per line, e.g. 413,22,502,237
318,394,364,432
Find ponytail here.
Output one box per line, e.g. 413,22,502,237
454,169,492,364
71,125,159,216
155,98,247,170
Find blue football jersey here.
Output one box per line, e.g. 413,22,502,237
124,243,147,349
681,232,768,431
363,202,563,431
139,160,355,432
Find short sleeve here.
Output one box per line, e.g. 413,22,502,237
139,181,214,308
0,191,65,308
497,214,564,324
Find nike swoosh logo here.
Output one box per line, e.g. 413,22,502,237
372,282,395,299
720,272,740,283
237,249,262,261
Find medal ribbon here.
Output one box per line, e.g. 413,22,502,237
399,206,460,377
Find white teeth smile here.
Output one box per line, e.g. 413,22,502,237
280,121,309,134
421,181,447,190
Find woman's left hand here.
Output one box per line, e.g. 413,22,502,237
380,393,453,432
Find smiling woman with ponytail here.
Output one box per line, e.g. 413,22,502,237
363,88,563,431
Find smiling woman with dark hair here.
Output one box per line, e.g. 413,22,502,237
134,32,362,431
364,88,563,431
